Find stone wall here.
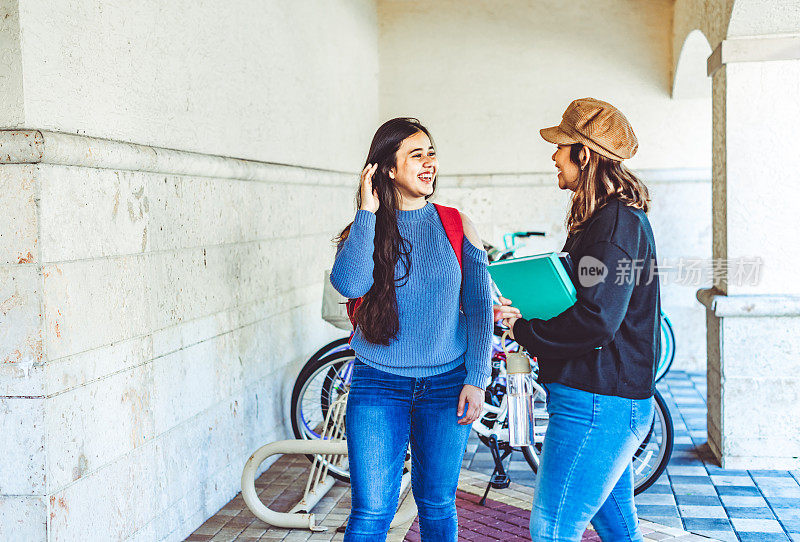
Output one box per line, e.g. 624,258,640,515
0,0,378,537
0,132,355,540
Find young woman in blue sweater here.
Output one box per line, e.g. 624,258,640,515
330,117,493,542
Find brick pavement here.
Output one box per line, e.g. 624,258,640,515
187,370,797,542
461,371,800,541
186,455,715,541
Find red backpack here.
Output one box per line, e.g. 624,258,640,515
345,203,464,331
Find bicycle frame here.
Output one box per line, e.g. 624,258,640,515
299,328,544,448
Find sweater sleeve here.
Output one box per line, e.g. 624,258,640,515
512,240,637,360
460,238,493,389
329,210,376,298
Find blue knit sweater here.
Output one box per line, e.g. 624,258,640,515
330,203,493,389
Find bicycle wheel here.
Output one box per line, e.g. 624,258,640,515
633,389,674,494
655,312,676,382
307,336,352,367
290,349,356,482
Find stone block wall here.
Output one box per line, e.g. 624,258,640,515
0,131,353,540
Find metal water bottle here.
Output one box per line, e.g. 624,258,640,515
503,330,535,447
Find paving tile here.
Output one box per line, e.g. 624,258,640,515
669,475,715,486
752,471,796,478
782,519,800,533
196,525,225,535
730,517,786,532
671,484,718,496
774,507,800,521
687,530,737,542
726,506,778,519
681,517,732,531
677,505,728,518
715,485,761,496
641,516,684,529
759,486,800,498
636,493,677,505
642,484,674,495
719,495,769,507
710,475,755,487
765,497,800,509
668,456,705,467
637,505,681,517
674,494,723,506
672,443,703,452
736,534,790,542
667,466,709,476
705,465,748,475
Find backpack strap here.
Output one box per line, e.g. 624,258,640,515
433,203,463,271
346,203,465,336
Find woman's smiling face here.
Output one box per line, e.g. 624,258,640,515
552,144,581,191
390,131,437,201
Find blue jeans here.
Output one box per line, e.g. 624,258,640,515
530,382,655,542
344,360,472,542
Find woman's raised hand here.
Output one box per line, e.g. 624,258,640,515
359,163,380,213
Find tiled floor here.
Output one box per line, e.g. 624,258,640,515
464,371,800,542
187,455,715,541
403,489,706,541
187,370,799,542
453,470,712,541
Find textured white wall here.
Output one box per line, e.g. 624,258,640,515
673,30,713,99
13,0,378,171
378,0,712,174
0,0,24,127
0,1,378,539
0,132,359,541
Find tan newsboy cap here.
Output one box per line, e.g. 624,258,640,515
540,98,638,161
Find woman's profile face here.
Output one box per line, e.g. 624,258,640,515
552,144,581,191
389,131,437,201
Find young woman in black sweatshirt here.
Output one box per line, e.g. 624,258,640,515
496,98,661,542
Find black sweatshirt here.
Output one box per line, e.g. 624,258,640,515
512,198,661,399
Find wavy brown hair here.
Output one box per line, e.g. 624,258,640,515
566,143,651,234
335,118,437,345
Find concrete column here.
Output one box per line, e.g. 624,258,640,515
699,35,800,469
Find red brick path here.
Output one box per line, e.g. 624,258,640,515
403,490,601,542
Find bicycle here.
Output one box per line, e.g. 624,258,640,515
307,232,675,381
290,336,672,495
293,230,674,495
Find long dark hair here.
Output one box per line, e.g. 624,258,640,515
566,143,650,234
335,118,437,345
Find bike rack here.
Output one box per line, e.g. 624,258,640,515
241,393,417,532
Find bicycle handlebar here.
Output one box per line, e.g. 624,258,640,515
513,231,546,238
